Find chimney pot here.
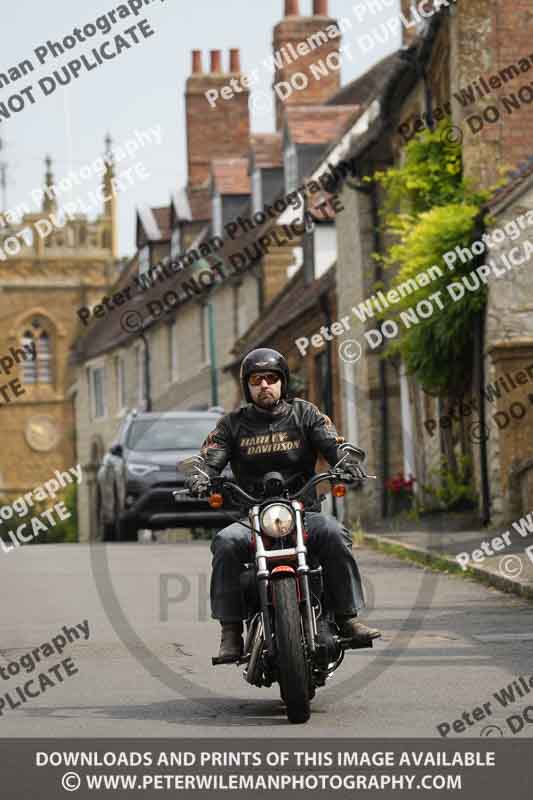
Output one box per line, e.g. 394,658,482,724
210,49,222,73
229,48,241,73
284,0,299,16
313,0,328,15
191,50,202,74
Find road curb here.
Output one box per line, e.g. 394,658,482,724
362,532,533,604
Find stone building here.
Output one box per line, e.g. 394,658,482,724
324,0,533,525
0,147,118,508
73,0,357,539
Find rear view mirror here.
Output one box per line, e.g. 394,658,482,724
110,443,123,457
338,443,365,461
177,455,209,478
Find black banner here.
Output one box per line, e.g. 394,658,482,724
0,738,531,798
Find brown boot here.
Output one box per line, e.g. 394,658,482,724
218,621,243,661
336,615,381,641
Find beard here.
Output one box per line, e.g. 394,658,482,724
254,390,279,409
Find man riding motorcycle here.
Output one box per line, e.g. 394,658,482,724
187,348,381,661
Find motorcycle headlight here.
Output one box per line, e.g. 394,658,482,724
127,463,160,477
260,503,295,539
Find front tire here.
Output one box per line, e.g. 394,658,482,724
272,577,310,724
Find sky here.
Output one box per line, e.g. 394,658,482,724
1,0,401,256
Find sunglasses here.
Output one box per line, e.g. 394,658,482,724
248,372,281,387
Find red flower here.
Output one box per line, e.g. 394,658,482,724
386,472,416,494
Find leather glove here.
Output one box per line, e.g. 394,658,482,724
336,443,366,484
185,473,211,498
343,461,366,484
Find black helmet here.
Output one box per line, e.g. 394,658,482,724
240,348,290,404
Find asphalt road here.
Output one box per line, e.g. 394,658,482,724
1,541,533,738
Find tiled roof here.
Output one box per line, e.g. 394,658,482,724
486,156,533,210
250,134,283,168
326,52,402,108
151,206,172,241
210,158,250,195
171,189,192,224
285,105,360,146
137,206,161,242
232,266,336,358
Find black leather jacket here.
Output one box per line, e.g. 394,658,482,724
199,398,347,509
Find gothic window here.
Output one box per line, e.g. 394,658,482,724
20,317,53,384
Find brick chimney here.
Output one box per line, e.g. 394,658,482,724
285,0,299,14
185,49,251,189
272,0,341,130
229,48,241,73
313,0,328,16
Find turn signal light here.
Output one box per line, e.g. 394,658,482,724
332,484,346,497
208,493,224,509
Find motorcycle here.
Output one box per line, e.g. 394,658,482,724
175,448,376,724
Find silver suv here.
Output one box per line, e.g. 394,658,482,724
97,409,231,541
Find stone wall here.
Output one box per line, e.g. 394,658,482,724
335,179,404,526
483,178,533,520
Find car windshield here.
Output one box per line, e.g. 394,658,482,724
126,418,218,452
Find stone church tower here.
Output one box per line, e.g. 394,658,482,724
0,142,118,507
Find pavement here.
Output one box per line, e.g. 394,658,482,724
1,541,533,737
361,522,533,603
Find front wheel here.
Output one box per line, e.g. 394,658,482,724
272,577,310,724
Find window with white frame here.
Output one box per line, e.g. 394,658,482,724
115,355,126,412
252,169,262,216
135,345,146,410
88,363,106,420
212,193,222,239
171,227,181,259
138,245,151,277
284,143,298,194
167,320,178,382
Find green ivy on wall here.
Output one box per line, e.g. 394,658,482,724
369,119,499,395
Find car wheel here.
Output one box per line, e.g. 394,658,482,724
113,494,138,542
98,491,115,542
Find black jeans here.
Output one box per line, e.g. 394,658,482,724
210,512,365,622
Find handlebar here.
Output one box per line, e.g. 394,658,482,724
179,464,375,508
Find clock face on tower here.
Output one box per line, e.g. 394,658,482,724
25,416,61,452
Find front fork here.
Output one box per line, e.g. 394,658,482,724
251,502,316,661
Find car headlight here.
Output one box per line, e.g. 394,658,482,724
127,463,160,477
260,503,295,539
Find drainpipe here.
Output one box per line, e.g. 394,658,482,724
421,63,434,131
370,181,390,518
319,291,337,517
319,292,333,417
471,215,490,524
139,330,152,411
207,301,219,407
476,306,490,525
345,175,390,518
